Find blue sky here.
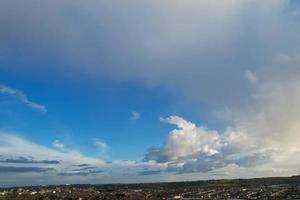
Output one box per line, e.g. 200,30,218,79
0,71,173,159
1,0,300,187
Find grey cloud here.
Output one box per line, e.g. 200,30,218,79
73,164,90,167
0,166,53,173
233,55,300,146
58,165,104,177
0,156,60,164
165,150,275,174
138,170,162,176
165,155,225,174
181,154,228,173
144,148,170,163
72,166,97,171
233,152,272,168
57,169,104,176
1,0,299,110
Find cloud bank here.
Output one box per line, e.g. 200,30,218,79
1,0,299,109
144,53,300,175
0,132,167,186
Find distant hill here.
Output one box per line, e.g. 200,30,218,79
1,175,300,190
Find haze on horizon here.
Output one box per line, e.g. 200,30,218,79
1,0,300,187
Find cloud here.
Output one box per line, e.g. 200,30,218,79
0,133,166,185
245,70,258,85
166,149,276,174
0,132,164,185
130,111,140,121
94,139,110,154
146,116,220,162
160,116,196,130
0,132,112,185
145,53,300,173
233,55,300,146
138,170,161,176
150,55,300,174
0,85,47,113
57,164,104,176
57,169,104,176
72,166,97,171
0,166,53,173
0,129,297,186
0,132,105,170
73,164,90,167
145,116,274,173
1,0,299,110
0,156,59,164
52,140,64,148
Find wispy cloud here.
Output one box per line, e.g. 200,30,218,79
94,139,110,154
52,140,64,148
0,132,167,185
245,70,258,85
130,111,140,121
73,164,90,167
0,85,47,113
0,132,105,171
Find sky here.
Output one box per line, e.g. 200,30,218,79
1,0,300,187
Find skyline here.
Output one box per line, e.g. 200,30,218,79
1,0,300,187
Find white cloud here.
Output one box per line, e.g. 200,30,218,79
94,139,110,153
160,116,195,130
144,55,300,174
52,140,64,148
0,133,104,167
130,111,140,121
245,70,258,85
146,116,276,173
0,132,105,186
156,116,220,161
0,132,169,186
0,85,47,113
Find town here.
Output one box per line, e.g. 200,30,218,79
1,175,300,199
